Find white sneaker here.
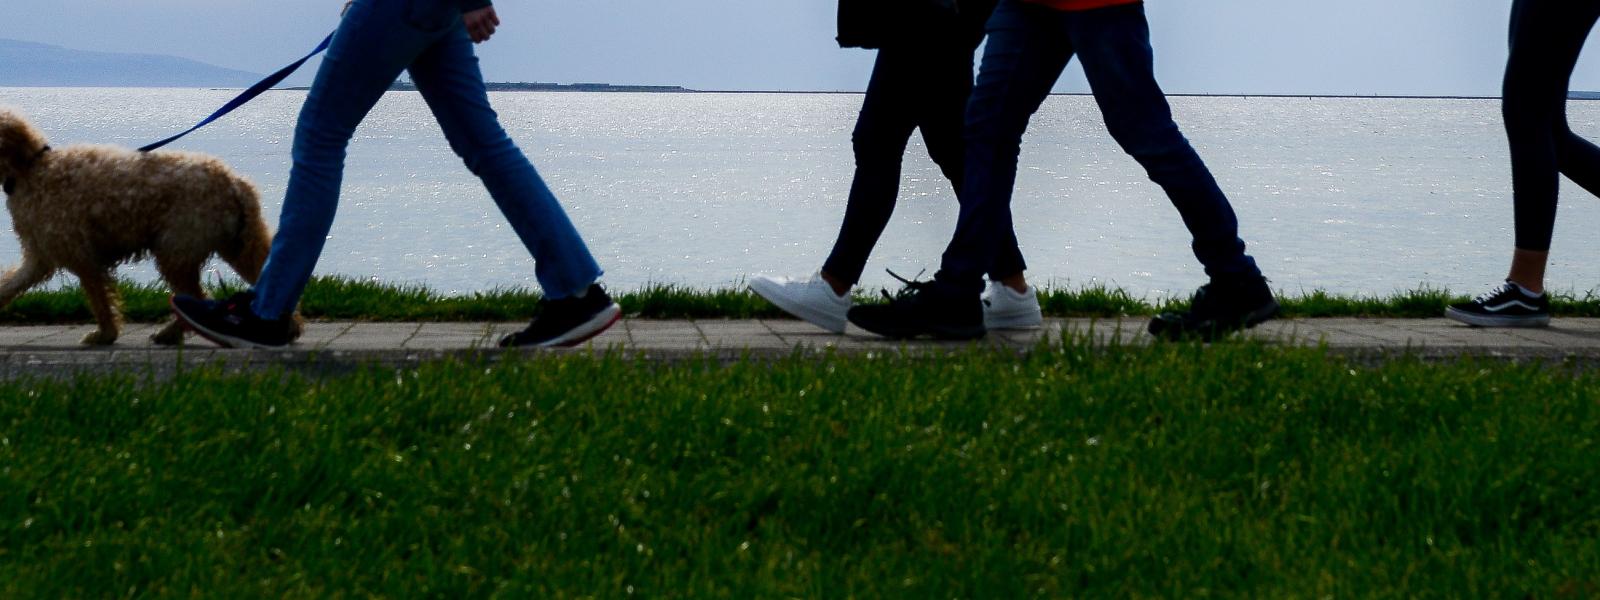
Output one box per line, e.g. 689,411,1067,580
749,272,851,334
982,281,1043,330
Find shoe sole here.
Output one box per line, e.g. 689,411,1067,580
860,327,988,341
847,316,987,341
520,303,624,348
1444,306,1550,328
1149,300,1281,342
984,310,1044,330
169,297,287,350
749,279,848,334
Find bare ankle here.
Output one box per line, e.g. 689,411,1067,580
1508,248,1549,295
819,270,850,297
998,273,1029,294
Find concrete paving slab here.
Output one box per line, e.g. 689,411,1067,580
406,323,495,349
297,322,352,349
991,327,1049,349
764,320,835,337
1059,319,1150,346
585,321,632,347
6,318,1600,378
0,326,77,347
1495,326,1600,348
330,323,422,351
611,320,706,351
697,320,788,350
1327,319,1443,347
26,325,104,349
1245,321,1331,347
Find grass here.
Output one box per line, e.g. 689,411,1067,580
0,341,1596,596
3,276,1600,323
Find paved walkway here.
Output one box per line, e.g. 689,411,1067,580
3,318,1600,377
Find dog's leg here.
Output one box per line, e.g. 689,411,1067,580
221,230,269,285
223,218,304,341
152,258,205,346
73,268,122,346
0,255,54,310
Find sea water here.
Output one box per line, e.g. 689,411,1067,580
4,87,1600,299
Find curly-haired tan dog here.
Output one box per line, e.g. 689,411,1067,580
0,107,280,346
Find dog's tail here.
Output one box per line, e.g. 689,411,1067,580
220,175,272,284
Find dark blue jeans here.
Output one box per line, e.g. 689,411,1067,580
251,0,603,319
821,39,1028,286
1504,0,1600,252
936,0,1259,297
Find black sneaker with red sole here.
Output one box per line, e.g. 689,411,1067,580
170,291,296,349
500,284,623,348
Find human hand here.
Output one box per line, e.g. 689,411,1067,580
464,6,500,43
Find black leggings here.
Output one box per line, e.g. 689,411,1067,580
821,41,1028,285
1506,0,1600,252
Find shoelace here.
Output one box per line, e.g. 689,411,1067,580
1474,281,1520,304
880,269,930,303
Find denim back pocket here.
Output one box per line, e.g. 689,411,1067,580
403,0,458,32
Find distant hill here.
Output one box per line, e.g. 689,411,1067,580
1572,91,1600,100
0,38,261,88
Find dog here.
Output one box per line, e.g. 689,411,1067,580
0,107,290,346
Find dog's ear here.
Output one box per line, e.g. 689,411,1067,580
0,112,12,172
0,109,49,175
0,110,22,173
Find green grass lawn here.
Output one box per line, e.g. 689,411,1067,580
1,341,1596,596
3,276,1600,323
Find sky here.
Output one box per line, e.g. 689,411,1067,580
4,0,1599,95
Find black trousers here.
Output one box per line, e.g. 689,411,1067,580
821,39,1027,285
1506,0,1600,251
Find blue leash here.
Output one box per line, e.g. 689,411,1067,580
138,31,335,153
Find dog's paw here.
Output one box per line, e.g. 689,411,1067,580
152,322,187,346
80,329,118,346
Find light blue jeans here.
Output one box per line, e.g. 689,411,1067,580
252,0,603,319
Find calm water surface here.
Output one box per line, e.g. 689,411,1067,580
4,88,1600,299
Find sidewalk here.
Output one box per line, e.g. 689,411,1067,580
3,318,1600,378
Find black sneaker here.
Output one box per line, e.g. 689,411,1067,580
500,284,623,348
845,271,985,340
1445,281,1550,328
170,291,296,349
1148,274,1280,342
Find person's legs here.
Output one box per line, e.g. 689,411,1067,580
1502,0,1600,290
912,38,1031,289
1059,4,1274,340
932,0,1073,298
173,0,440,347
1447,0,1599,328
748,47,925,334
1069,4,1259,280
250,0,440,320
407,25,603,300
818,47,925,291
849,0,1070,339
913,30,1041,330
